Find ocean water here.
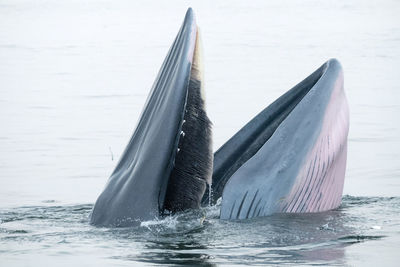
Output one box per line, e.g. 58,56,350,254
1,0,399,266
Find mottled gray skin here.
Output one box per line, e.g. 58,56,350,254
218,59,346,219
90,9,197,227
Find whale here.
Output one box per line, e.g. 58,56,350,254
205,58,349,220
90,8,213,227
90,8,349,226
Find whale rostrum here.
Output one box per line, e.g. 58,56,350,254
90,8,212,227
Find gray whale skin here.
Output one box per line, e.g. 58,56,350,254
207,58,349,220
90,8,349,226
90,8,213,227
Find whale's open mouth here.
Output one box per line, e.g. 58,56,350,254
90,8,213,227
90,8,349,226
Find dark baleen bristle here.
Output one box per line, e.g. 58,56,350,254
163,75,213,213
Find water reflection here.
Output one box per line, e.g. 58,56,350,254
138,239,216,266
116,205,361,266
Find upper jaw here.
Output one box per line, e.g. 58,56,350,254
90,8,213,227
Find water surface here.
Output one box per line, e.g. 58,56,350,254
1,196,399,266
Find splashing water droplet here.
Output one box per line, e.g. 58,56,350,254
208,183,212,207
